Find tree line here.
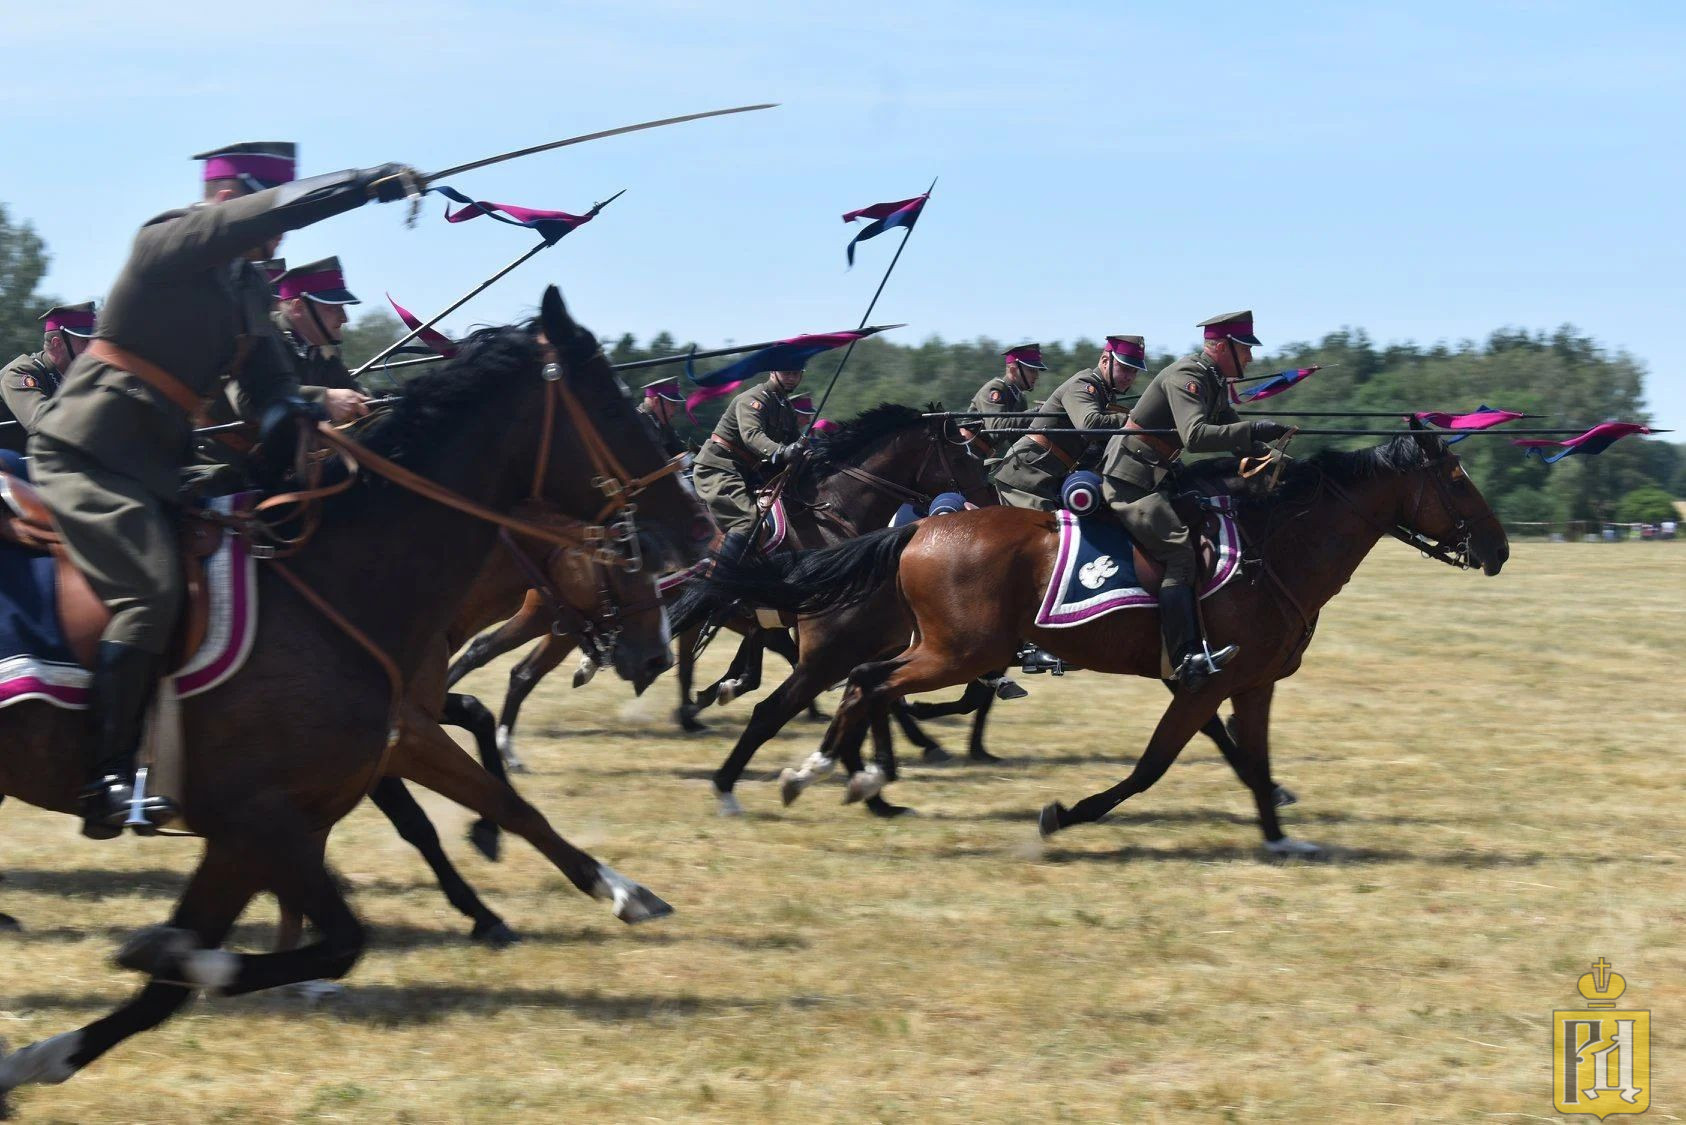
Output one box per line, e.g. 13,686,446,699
5,204,1681,528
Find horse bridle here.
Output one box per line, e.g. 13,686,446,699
827,418,994,512
1317,451,1497,570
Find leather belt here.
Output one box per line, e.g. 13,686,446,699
89,339,253,451
1123,418,1182,465
1026,431,1077,470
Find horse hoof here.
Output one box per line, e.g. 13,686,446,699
593,867,675,925
1263,836,1324,859
920,743,952,764
843,766,885,805
471,920,522,949
0,914,19,933
994,678,1029,701
865,796,917,819
287,980,345,1003
113,924,194,976
716,678,743,706
778,769,808,807
714,786,745,817
968,748,1003,765
1037,801,1067,839
572,656,599,689
804,706,831,723
0,1031,82,1094
1272,784,1298,808
468,821,502,862
799,751,836,777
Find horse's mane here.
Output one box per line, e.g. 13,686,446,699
808,402,932,467
353,325,541,465
1179,431,1447,508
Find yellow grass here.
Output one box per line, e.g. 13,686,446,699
1,543,1682,1123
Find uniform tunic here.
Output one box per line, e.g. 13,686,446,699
964,375,1030,457
636,402,688,460
1097,353,1263,587
0,351,65,449
691,379,800,536
271,310,363,392
993,367,1128,510
29,176,371,652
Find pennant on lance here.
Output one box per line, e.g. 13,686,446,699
843,193,928,266
1512,421,1652,463
684,330,876,419
427,185,623,246
1413,405,1524,443
387,295,458,358
1240,365,1321,402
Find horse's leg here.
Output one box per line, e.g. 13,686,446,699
1038,689,1224,838
1169,681,1297,809
964,680,1001,763
0,841,258,1102
891,700,950,764
674,624,707,733
443,692,505,860
0,795,14,933
496,634,576,775
444,592,550,690
368,778,518,947
1226,684,1318,855
696,630,761,708
862,702,916,819
391,713,671,922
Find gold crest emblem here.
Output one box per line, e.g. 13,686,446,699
1553,958,1649,1118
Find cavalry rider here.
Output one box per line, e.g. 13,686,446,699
1,303,98,444
272,256,370,394
1098,311,1292,692
692,367,805,561
636,376,689,459
994,334,1147,510
28,139,419,837
962,343,1046,459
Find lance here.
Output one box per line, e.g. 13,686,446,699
981,426,1670,438
353,189,625,380
1236,409,1545,419
804,177,937,436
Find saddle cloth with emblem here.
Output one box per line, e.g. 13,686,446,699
0,492,260,710
1034,508,1242,628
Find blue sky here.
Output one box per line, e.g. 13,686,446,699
5,1,1683,428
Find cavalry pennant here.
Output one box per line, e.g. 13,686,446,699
428,185,617,246
684,331,873,418
1240,365,1321,402
1414,405,1524,443
387,295,458,358
1513,421,1653,462
843,193,928,266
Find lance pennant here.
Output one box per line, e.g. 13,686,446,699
1513,421,1653,462
843,193,928,267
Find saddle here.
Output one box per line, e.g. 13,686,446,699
1127,488,1234,595
0,472,221,668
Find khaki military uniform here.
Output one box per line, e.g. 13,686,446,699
963,375,1031,459
29,179,371,653
0,352,65,450
1098,353,1262,588
691,379,800,536
271,310,362,392
994,368,1128,510
636,402,688,460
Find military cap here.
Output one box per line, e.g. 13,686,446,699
38,302,97,337
274,256,359,305
1198,310,1261,348
1103,334,1147,370
192,141,297,191
642,376,684,403
1002,343,1047,370
255,258,288,287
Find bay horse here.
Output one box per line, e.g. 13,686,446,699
684,427,1508,844
0,286,710,1106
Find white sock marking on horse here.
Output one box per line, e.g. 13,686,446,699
798,751,835,778
847,764,886,802
591,866,651,922
713,786,744,817
0,1031,82,1088
572,655,598,688
495,726,512,754
1264,836,1322,857
182,949,239,992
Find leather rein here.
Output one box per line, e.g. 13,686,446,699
812,419,990,531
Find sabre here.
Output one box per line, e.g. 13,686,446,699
419,103,779,182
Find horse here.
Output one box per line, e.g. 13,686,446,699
0,286,711,1105
684,427,1508,845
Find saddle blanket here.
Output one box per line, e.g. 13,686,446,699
1035,509,1242,628
0,493,260,710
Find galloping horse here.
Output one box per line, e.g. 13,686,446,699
686,427,1508,844
0,287,709,1105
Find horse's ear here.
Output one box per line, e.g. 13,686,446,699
539,285,574,347
1406,416,1444,459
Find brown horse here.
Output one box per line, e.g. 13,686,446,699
0,287,709,1105
685,428,1508,846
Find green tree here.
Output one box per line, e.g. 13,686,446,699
1615,486,1677,524
0,204,56,360
338,309,404,372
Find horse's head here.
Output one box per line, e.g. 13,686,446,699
1399,423,1510,576
545,543,672,695
537,286,713,572
810,403,997,512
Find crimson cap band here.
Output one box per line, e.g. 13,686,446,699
274,256,359,304
643,376,684,403
192,141,297,192
790,394,818,415
1003,343,1047,370
1198,310,1261,348
38,302,97,337
1103,334,1147,370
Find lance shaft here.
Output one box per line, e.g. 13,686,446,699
986,426,1666,437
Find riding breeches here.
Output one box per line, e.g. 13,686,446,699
990,440,1064,512
1103,478,1196,588
690,458,758,537
29,439,183,655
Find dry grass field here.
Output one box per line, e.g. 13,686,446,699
1,543,1682,1122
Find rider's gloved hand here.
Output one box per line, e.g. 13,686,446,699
360,163,425,203
1250,420,1294,443
258,395,328,448
769,442,804,468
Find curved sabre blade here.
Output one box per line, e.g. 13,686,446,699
426,103,779,181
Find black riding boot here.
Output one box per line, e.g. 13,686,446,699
78,641,172,839
1015,642,1064,675
1158,584,1237,693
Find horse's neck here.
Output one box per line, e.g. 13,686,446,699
815,434,921,534
298,397,537,681
1254,471,1404,615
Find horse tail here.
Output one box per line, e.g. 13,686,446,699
671,523,919,628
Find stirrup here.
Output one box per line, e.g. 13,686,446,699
1174,641,1239,690
1016,644,1064,676
121,767,179,836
